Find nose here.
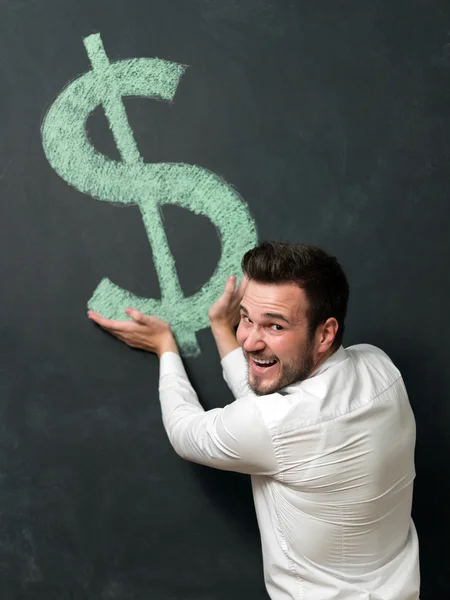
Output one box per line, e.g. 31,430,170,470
242,326,265,353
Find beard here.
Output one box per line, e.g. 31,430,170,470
245,340,315,396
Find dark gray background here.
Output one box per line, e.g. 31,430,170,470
0,0,448,597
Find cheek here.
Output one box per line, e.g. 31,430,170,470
270,335,298,362
236,323,246,346
268,339,282,359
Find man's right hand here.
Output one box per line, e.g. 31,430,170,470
208,275,248,330
208,275,248,359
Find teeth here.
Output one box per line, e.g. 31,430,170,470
253,359,276,365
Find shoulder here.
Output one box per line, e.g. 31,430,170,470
244,344,405,431
346,343,393,360
330,343,404,412
223,391,296,433
345,343,401,381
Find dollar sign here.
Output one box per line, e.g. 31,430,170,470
41,33,257,356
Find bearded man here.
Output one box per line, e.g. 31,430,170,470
88,241,420,600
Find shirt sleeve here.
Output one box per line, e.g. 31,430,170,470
158,352,279,476
220,347,255,399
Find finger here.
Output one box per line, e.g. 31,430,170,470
223,275,237,297
88,311,138,332
126,308,165,329
87,310,107,322
87,310,113,327
235,275,249,299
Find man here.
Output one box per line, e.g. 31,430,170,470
88,241,420,599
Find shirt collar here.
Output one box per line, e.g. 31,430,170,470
309,345,348,378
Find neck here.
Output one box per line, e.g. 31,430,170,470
310,346,336,375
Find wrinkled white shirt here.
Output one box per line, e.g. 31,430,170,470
159,344,420,599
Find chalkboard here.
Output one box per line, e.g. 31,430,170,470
1,0,449,597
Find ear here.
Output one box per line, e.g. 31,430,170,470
315,317,339,355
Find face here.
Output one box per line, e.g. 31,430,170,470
236,280,318,395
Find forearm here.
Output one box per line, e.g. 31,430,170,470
209,322,252,398
159,352,207,454
210,323,240,359
158,353,278,475
221,345,254,399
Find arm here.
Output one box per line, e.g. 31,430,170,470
159,352,278,475
220,346,254,399
87,307,276,474
208,275,254,398
208,275,246,359
209,322,240,359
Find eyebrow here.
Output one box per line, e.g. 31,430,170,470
240,305,291,325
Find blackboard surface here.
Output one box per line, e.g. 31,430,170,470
1,1,449,598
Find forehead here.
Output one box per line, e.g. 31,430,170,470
242,280,308,320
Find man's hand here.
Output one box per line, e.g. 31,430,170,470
208,275,248,330
208,275,248,359
87,308,179,358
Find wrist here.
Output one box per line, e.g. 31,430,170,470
210,321,236,337
156,332,179,358
210,323,240,359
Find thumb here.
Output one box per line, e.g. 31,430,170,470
126,307,146,324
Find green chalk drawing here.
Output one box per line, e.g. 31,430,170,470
41,32,257,356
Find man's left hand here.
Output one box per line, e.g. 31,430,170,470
87,308,179,357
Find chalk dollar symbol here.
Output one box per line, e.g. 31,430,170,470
41,33,257,356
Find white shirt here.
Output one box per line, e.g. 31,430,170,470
159,344,420,599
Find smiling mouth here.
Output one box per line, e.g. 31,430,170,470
250,357,278,371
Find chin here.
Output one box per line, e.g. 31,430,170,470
249,376,279,396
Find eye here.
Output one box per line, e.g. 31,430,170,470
242,315,252,324
271,324,284,331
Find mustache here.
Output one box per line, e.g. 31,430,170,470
244,351,278,361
